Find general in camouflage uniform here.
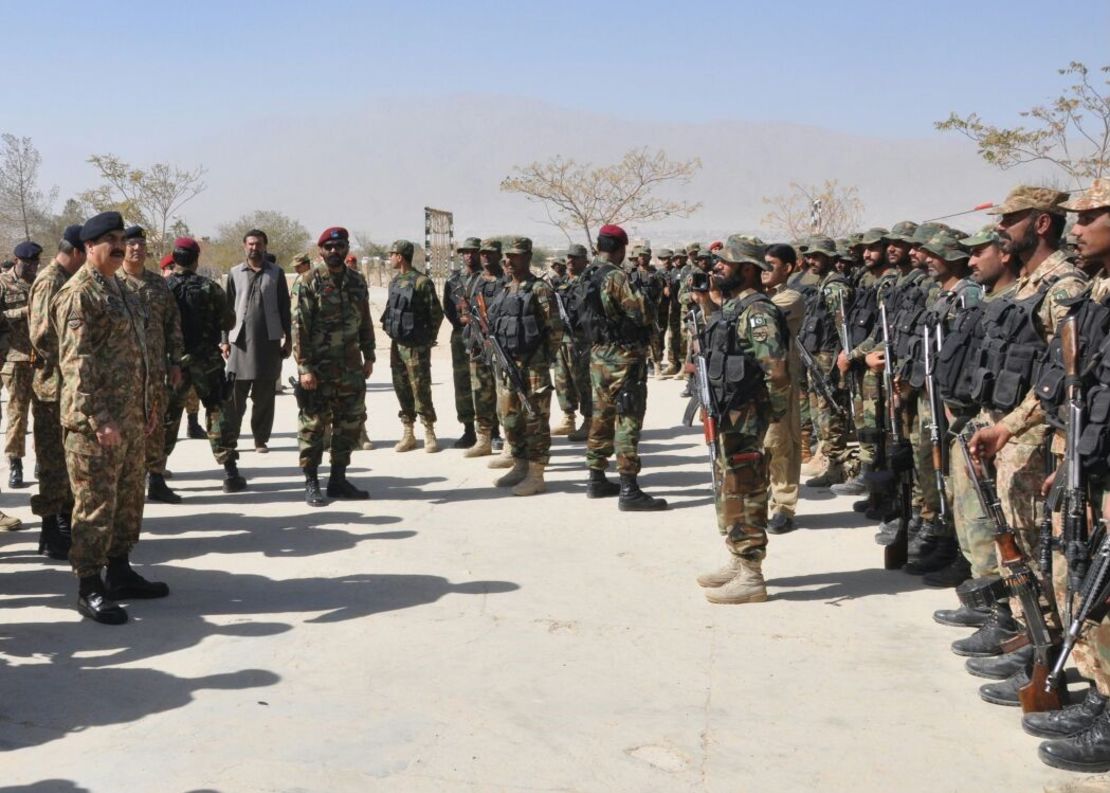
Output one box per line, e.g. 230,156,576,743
293,226,376,506
485,237,559,496
0,240,40,488
381,239,444,452
461,238,506,458
695,237,790,604
443,237,482,448
51,212,167,625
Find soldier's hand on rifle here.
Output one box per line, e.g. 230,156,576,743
300,372,318,391
836,351,851,374
969,424,1012,465
865,350,885,372
1041,469,1057,498
362,360,373,378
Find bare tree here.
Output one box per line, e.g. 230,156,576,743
205,210,311,273
0,134,57,241
500,147,702,249
81,154,207,255
936,62,1110,189
761,180,865,240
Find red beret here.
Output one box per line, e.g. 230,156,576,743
173,236,200,253
317,227,349,246
598,224,628,244
345,254,357,264
708,240,724,252
159,253,174,270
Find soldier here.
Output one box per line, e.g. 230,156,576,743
580,225,666,510
788,243,821,466
483,237,560,496
26,227,89,548
119,226,185,505
52,211,167,625
292,226,375,506
546,257,568,288
761,243,805,534
550,252,584,436
160,237,242,497
629,244,666,377
465,238,507,459
381,239,444,452
443,238,482,448
1,240,40,488
695,236,790,604
562,244,594,442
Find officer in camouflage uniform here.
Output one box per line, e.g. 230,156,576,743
486,237,560,496
695,236,790,604
159,237,241,496
443,237,482,448
1,240,41,489
581,225,666,511
293,226,376,506
119,226,185,505
461,239,506,458
381,239,444,452
52,211,167,625
550,252,584,436
27,226,87,550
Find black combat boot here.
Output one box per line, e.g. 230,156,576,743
147,472,182,504
186,412,206,439
853,497,871,514
37,513,71,561
979,666,1031,707
1025,687,1109,739
304,467,326,507
77,573,128,625
922,554,972,588
327,465,369,499
965,645,1033,680
951,601,1021,657
104,554,170,600
8,457,24,488
904,535,959,575
618,474,668,512
767,511,797,534
491,422,504,452
1039,708,1110,773
452,422,477,449
586,468,620,498
933,603,991,628
222,461,247,493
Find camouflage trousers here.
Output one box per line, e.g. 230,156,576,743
945,412,997,578
390,341,436,424
184,386,200,415
469,356,499,433
764,383,800,516
553,339,580,415
160,366,226,472
298,373,367,469
2,362,33,457
715,431,770,561
913,390,947,530
854,369,883,467
449,329,475,424
666,300,685,368
807,351,850,464
29,396,72,517
648,323,665,370
66,422,146,578
497,360,552,464
587,345,647,475
991,424,1047,624
1057,484,1110,696
145,381,169,471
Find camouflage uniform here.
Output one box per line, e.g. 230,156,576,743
465,265,504,435
551,278,584,416
382,268,443,424
293,262,375,469
443,263,476,426
764,283,805,517
629,263,665,371
28,261,74,517
787,267,821,441
51,263,150,577
0,270,34,458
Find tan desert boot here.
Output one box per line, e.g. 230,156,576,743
394,421,417,453
705,557,768,604
511,462,546,496
494,458,529,488
463,430,493,458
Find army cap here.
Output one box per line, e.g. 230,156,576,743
960,225,1002,249
848,232,864,247
13,240,42,260
566,243,589,259
694,247,716,261
858,227,890,245
479,238,502,254
390,239,415,260
685,242,702,254
656,247,674,259
457,237,482,251
806,235,837,257
292,252,312,267
716,235,770,270
987,185,1070,216
505,237,532,255
887,221,919,242
909,222,947,245
921,231,969,262
550,257,566,267
1061,179,1110,212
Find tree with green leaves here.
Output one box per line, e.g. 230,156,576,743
206,210,310,273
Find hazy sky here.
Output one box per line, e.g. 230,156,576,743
3,0,1108,241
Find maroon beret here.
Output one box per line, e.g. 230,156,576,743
159,253,174,270
598,224,628,244
173,236,200,253
317,227,349,246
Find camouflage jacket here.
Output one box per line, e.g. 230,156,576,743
0,270,34,365
593,258,650,352
293,263,376,379
29,261,72,401
443,268,479,331
51,263,149,433
381,269,444,346
166,267,234,367
121,266,184,378
721,288,791,436
492,273,563,366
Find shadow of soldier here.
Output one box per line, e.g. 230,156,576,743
766,567,926,602
0,781,93,793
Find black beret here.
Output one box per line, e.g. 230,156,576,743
123,225,146,240
80,211,125,243
62,224,85,250
13,241,43,260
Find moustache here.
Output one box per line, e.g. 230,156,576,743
109,249,125,258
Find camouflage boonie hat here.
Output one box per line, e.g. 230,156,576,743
550,257,566,267
505,236,532,255
910,222,947,245
887,221,919,242
480,238,503,254
457,237,481,251
859,227,890,245
960,225,1001,249
566,243,589,258
656,248,674,259
685,242,702,254
921,231,969,262
1061,179,1110,212
794,239,810,253
716,234,769,269
836,241,858,261
848,232,864,247
390,239,415,260
292,253,311,267
987,185,1070,216
806,235,837,257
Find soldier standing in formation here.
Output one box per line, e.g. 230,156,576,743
550,251,584,437
443,237,482,449
1,240,40,489
461,238,506,458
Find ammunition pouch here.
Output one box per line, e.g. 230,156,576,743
956,575,1009,611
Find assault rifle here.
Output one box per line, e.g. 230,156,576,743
1059,316,1091,627
472,293,537,418
681,307,721,492
1050,526,1110,691
796,341,847,419
879,299,912,570
551,288,576,360
957,428,1064,712
922,322,950,532
836,302,859,425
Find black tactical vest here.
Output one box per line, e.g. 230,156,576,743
1080,326,1110,477
579,263,647,346
167,271,220,352
889,270,932,381
971,289,1053,412
383,277,432,345
904,283,977,390
844,274,886,348
1036,292,1110,434
937,300,987,409
704,293,786,412
798,274,847,354
490,281,544,359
